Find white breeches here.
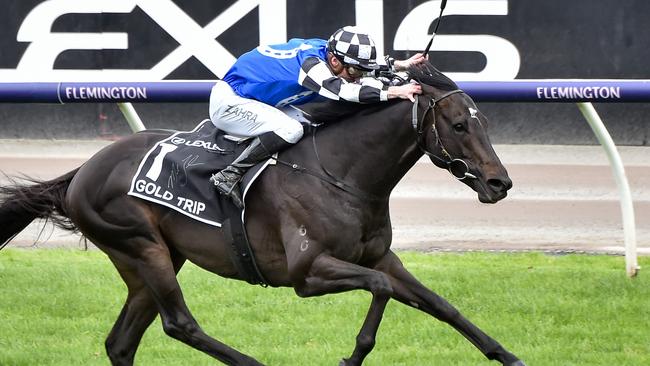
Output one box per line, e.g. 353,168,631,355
209,81,304,143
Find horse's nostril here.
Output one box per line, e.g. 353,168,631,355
504,178,513,190
487,178,512,192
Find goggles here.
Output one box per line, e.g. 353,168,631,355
345,64,371,79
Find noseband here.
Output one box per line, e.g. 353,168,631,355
411,90,477,180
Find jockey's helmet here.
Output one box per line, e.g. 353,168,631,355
327,26,380,71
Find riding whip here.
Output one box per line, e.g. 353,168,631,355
423,0,449,55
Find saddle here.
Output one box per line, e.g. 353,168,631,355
128,120,275,285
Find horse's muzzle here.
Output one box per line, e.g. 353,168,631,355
479,176,512,203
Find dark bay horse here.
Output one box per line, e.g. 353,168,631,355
0,64,523,366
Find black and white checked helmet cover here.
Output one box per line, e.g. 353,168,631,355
328,26,380,70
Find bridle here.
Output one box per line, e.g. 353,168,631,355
412,90,478,181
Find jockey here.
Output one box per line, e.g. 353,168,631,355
209,26,424,208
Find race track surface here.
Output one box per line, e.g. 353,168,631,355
1,139,648,255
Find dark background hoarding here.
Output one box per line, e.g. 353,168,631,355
0,0,648,145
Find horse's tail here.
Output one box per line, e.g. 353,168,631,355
0,168,79,249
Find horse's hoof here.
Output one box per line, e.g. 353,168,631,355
507,361,527,366
240,354,265,366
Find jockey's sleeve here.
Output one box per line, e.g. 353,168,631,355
298,57,389,103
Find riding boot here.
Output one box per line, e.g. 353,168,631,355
210,132,293,208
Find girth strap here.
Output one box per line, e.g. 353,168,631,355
221,199,269,287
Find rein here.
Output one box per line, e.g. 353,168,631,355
412,90,478,181
272,128,385,202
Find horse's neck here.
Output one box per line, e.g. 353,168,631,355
312,101,422,198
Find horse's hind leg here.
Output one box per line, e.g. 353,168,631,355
70,191,260,364
375,251,525,366
104,253,185,366
105,277,157,366
121,238,263,366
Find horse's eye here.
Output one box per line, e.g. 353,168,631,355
453,123,466,133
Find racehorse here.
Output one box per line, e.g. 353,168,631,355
0,63,524,366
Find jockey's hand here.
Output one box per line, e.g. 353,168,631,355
388,83,422,102
394,53,427,71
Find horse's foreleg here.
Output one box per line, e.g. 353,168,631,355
340,293,390,366
375,251,525,366
292,253,392,366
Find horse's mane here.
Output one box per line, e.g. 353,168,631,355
300,61,458,123
300,98,398,123
407,61,459,92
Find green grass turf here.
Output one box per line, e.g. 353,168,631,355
0,249,648,365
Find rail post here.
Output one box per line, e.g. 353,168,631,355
576,102,639,277
117,102,146,132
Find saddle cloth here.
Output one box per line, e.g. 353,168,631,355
127,119,272,227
